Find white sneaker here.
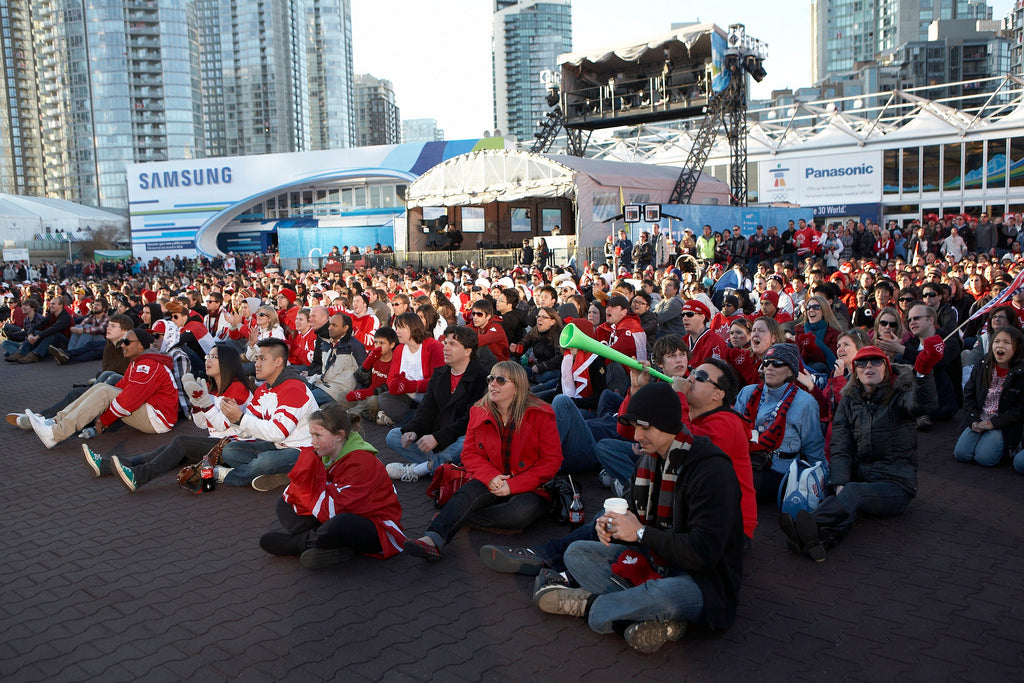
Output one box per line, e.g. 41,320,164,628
386,462,419,482
213,465,232,483
28,412,57,449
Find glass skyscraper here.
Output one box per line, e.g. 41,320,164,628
492,0,571,144
812,0,994,83
0,0,354,210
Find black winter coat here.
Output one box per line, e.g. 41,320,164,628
402,358,489,451
960,359,1024,454
522,330,561,374
831,365,938,497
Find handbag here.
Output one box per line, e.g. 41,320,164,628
777,458,827,516
177,437,230,495
541,476,578,524
425,462,470,508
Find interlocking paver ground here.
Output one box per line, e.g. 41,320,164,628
2,360,1022,681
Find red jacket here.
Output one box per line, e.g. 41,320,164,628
283,435,405,559
727,346,761,386
349,311,379,350
475,317,510,361
461,403,562,496
687,328,728,370
690,408,757,539
288,328,318,366
100,351,179,431
386,338,445,394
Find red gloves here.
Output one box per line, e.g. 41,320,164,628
390,372,410,395
361,345,382,370
611,549,662,587
510,343,524,356
796,332,824,364
914,335,945,374
346,388,372,402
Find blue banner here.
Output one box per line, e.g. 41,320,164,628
655,204,815,238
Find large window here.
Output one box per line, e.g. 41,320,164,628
922,145,940,192
987,139,1007,189
964,141,984,190
883,149,899,194
902,147,920,193
1010,137,1024,188
943,143,962,191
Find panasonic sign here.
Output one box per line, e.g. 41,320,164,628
759,151,882,205
138,166,232,190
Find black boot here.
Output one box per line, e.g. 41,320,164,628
794,510,827,562
778,513,804,554
259,531,305,556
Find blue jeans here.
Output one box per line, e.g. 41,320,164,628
594,439,638,486
552,394,598,473
220,439,300,487
563,540,706,634
385,428,464,473
1013,450,1024,474
810,481,911,538
68,333,103,352
953,428,1004,467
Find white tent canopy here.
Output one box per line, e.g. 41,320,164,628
0,193,127,243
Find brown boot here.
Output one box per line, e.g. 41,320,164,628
18,352,40,364
5,353,23,362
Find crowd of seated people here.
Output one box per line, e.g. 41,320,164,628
4,212,1024,653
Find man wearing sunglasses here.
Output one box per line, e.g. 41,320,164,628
894,303,961,429
680,299,727,370
26,328,178,449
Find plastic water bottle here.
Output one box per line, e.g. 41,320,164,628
78,427,97,439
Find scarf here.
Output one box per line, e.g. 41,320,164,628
560,350,598,399
633,434,691,528
742,382,798,453
805,319,837,368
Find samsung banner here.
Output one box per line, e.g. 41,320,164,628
758,150,882,206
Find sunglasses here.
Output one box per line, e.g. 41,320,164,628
691,369,724,391
922,292,939,298
486,375,510,385
256,312,268,317
472,311,486,317
682,311,699,318
854,357,886,368
805,304,822,312
761,359,790,369
878,320,899,329
898,296,915,302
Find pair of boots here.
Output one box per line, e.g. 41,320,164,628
779,498,848,562
5,352,39,363
259,529,355,569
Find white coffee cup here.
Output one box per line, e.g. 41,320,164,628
604,497,628,515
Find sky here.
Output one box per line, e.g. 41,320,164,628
351,0,1016,140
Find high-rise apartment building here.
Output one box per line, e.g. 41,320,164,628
402,118,445,143
0,0,354,210
812,0,993,83
354,74,400,147
492,0,571,144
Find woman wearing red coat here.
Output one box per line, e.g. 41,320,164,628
259,404,405,568
404,361,563,560
379,312,445,424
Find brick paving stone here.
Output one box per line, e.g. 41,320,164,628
3,359,1024,680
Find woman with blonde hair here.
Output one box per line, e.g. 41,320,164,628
793,295,842,372
404,361,562,560
245,305,285,361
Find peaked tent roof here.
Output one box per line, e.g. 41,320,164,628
0,194,125,222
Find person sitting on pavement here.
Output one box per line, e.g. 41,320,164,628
258,404,406,568
7,314,134,430
779,344,938,562
384,325,489,482
287,307,317,370
470,298,510,362
954,326,1024,468
403,361,562,560
335,326,397,421
87,344,254,492
244,304,287,364
305,311,362,407
893,302,962,428
680,299,727,370
52,299,108,365
378,311,445,426
213,338,318,489
2,297,43,359
26,327,178,449
10,295,71,364
734,343,826,502
532,381,744,654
